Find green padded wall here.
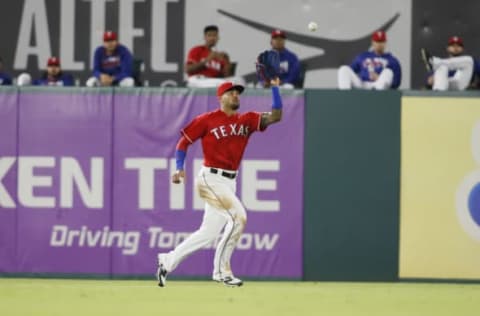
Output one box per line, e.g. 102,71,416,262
304,90,401,281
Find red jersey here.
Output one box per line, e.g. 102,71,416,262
181,109,265,170
186,45,226,78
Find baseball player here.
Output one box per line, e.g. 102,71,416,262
86,31,135,87
156,78,283,287
185,25,244,88
421,36,475,91
262,30,301,89
337,31,402,90
17,57,74,86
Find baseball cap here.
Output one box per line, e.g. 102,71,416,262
47,56,60,66
271,29,286,39
448,36,463,46
217,81,244,97
103,31,117,41
371,30,387,42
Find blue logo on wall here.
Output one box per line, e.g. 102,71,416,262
468,182,480,227
456,121,480,241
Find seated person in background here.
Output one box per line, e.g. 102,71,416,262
338,31,401,90
0,57,13,85
185,25,244,88
17,57,74,86
421,36,475,91
86,31,134,87
260,30,300,89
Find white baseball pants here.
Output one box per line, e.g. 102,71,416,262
337,65,394,90
159,166,246,280
432,55,474,91
85,76,135,87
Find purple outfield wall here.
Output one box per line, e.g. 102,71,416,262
0,87,304,279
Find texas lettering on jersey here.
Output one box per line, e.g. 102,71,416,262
181,109,264,170
102,56,121,69
205,60,222,72
210,123,250,140
186,46,226,77
362,57,388,71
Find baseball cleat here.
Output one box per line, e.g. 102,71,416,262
156,254,168,287
219,276,243,287
420,48,433,72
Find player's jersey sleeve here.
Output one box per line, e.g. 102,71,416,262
92,47,103,78
283,51,301,85
387,55,402,89
475,59,480,75
181,113,209,143
115,45,133,81
245,111,265,133
350,53,364,73
186,46,201,65
0,73,12,85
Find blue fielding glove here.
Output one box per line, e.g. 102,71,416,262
256,50,280,82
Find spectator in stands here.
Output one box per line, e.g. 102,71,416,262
17,57,74,86
185,25,243,88
0,57,13,85
337,31,402,90
86,31,134,87
421,36,475,91
260,29,301,89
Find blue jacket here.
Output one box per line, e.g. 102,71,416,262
475,59,480,75
92,44,133,83
350,51,402,89
0,72,12,85
33,72,74,86
276,48,301,85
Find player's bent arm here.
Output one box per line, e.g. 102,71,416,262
172,136,191,184
260,85,283,128
186,61,206,75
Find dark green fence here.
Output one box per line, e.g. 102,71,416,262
303,90,401,281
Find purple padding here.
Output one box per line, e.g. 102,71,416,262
0,89,304,278
16,91,113,274
0,90,18,272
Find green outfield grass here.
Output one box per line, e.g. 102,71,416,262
1,278,479,316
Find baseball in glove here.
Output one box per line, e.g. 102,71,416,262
256,50,280,82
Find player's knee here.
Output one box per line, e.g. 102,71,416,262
119,77,135,87
435,64,448,75
374,69,394,90
236,216,247,229
86,77,98,87
338,65,350,76
338,65,353,89
381,68,394,77
17,73,32,86
241,216,247,226
467,56,474,67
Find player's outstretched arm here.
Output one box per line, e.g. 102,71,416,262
172,136,190,184
261,77,283,128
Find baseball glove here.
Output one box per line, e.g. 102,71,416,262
256,50,280,82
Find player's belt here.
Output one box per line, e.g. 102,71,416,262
210,168,236,179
